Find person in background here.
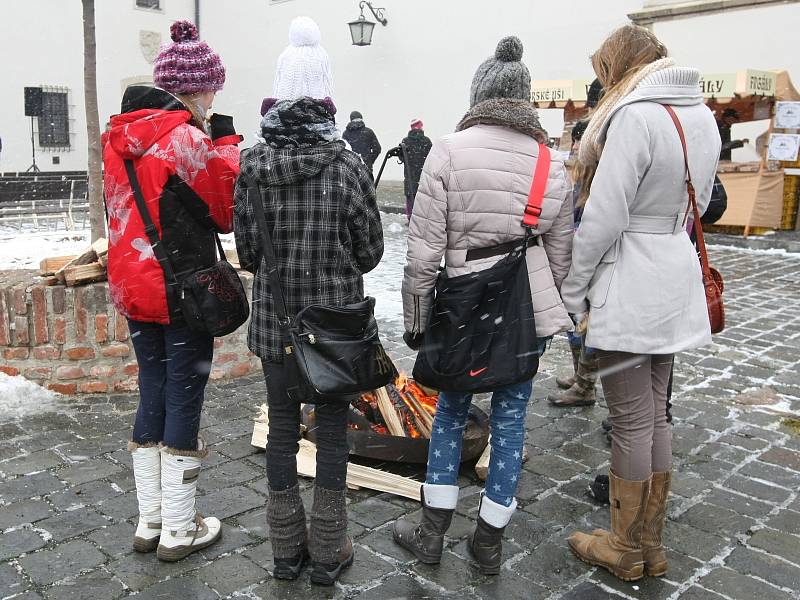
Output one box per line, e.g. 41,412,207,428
343,110,381,180
234,16,383,586
561,25,720,581
401,119,432,219
394,36,574,576
103,20,241,562
717,108,749,161
548,119,598,408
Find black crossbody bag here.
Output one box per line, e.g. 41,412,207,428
412,144,552,393
124,160,249,337
247,179,397,401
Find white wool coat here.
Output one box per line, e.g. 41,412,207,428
402,123,575,339
560,67,721,354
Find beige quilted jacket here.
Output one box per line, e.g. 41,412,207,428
402,123,575,338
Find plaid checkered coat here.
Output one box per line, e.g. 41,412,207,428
234,140,384,361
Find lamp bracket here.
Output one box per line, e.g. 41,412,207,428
359,1,387,26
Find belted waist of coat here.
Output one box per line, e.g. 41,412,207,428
625,213,686,235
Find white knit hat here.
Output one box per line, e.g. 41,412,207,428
272,16,334,100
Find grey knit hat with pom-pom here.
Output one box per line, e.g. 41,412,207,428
470,36,530,107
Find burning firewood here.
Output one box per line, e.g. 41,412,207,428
251,404,421,501
376,386,407,437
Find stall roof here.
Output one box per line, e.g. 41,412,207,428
532,69,798,106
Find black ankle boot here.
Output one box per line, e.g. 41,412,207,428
469,517,506,575
393,486,456,564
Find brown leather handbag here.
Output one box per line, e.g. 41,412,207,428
663,105,725,333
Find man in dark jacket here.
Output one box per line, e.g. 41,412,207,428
401,119,432,219
717,108,749,161
343,110,381,180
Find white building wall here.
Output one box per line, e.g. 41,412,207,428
1,1,798,178
0,0,193,174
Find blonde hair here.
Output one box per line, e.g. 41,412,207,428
577,25,668,206
176,94,209,134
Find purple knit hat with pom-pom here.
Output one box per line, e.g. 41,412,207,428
153,21,225,94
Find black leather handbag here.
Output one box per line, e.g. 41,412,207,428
124,160,249,337
248,181,396,401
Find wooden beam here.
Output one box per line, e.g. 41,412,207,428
376,386,406,437
40,255,78,276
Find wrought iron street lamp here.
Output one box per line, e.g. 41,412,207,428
348,1,387,46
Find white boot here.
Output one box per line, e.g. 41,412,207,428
130,443,161,552
156,444,221,562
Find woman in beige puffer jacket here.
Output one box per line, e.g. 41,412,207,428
393,36,574,576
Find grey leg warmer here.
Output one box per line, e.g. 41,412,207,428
267,484,307,559
309,485,349,565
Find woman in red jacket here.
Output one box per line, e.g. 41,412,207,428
103,21,241,562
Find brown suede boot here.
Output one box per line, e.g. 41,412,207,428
641,471,671,577
568,470,650,581
549,345,598,407
556,345,581,389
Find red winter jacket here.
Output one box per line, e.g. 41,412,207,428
103,94,239,324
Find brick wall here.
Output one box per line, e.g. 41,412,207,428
0,270,260,394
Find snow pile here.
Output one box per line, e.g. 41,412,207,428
0,372,60,419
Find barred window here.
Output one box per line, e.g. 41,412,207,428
38,89,70,148
136,0,160,9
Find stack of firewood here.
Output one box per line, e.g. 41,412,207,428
39,238,108,287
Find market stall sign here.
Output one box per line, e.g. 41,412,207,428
699,73,736,98
737,69,777,97
532,80,590,103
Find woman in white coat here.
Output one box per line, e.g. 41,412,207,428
560,25,720,581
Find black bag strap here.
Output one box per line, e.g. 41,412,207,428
244,176,291,328
124,159,182,290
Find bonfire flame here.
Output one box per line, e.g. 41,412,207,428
351,374,439,438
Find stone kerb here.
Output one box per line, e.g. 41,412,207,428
0,269,260,394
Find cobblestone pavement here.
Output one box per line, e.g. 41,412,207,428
2,221,800,599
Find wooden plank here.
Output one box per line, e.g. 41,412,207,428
475,436,528,481
376,386,406,437
63,262,106,287
91,237,108,257
39,255,77,276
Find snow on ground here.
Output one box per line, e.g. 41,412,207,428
364,212,408,330
0,229,92,270
0,372,60,418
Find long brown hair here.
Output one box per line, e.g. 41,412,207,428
577,25,668,206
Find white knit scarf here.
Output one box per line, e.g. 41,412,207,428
578,58,675,167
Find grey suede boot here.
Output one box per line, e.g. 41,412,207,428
267,485,308,580
549,345,598,407
309,485,353,586
556,345,581,389
393,484,458,564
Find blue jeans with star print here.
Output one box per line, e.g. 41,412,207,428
425,378,534,507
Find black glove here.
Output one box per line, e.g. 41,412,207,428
403,331,424,351
208,113,240,142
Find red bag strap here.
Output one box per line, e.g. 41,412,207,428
522,143,551,229
662,105,714,282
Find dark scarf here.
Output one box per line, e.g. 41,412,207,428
260,97,340,149
456,98,548,142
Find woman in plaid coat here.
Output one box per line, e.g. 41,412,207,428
233,17,383,586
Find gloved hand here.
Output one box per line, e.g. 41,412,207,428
403,331,424,351
208,113,242,143
571,312,589,335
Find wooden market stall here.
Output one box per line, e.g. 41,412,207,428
532,70,800,235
